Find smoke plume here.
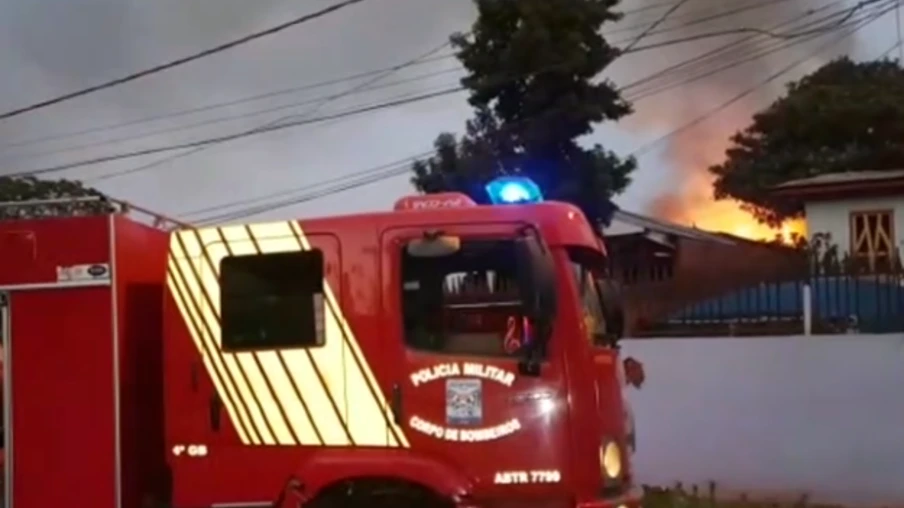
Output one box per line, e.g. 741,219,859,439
614,0,860,236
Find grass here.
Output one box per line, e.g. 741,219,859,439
641,483,848,508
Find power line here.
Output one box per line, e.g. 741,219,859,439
628,33,833,101
0,0,808,153
182,151,430,223
618,0,852,97
628,3,892,159
897,0,903,60
619,0,687,17
610,0,793,40
623,0,692,52
4,67,460,164
3,0,873,181
624,1,875,101
83,40,454,184
623,0,886,55
83,88,447,183
0,0,368,121
189,3,892,224
878,36,904,57
2,87,465,179
0,53,455,152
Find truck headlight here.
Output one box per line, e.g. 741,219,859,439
600,440,622,479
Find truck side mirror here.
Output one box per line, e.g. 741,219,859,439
514,229,557,376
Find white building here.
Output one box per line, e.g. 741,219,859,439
772,169,904,266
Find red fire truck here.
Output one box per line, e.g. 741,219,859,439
0,178,640,508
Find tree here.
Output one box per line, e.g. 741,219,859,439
0,176,112,220
410,0,635,224
711,57,904,226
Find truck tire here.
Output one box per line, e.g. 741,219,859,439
304,479,453,508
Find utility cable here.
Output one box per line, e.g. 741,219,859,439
0,0,821,151
0,53,455,152
618,0,852,98
9,0,855,162
878,37,904,57
83,40,453,183
620,0,846,98
623,0,692,52
897,0,903,60
189,4,891,224
85,86,452,183
625,3,877,101
623,0,885,54
2,0,873,180
182,151,430,222
4,67,460,164
0,0,368,121
628,5,891,159
608,0,795,40
2,87,464,179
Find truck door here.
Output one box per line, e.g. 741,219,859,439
1,286,117,508
381,224,570,501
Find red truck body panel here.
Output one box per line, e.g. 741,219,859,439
0,215,170,508
164,200,638,508
0,197,639,508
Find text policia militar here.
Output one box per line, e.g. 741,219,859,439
409,361,515,387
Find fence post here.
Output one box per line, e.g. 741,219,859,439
802,283,812,336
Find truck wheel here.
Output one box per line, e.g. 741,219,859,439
304,479,453,508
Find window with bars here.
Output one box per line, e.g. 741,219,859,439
849,210,896,265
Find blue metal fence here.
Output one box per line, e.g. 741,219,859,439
667,273,904,334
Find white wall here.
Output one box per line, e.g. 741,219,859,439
805,196,904,255
622,335,904,507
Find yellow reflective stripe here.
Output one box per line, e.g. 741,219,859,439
279,349,351,445
167,220,409,448
242,223,372,445
165,271,255,445
172,231,276,445
196,227,303,446
287,221,410,448
221,224,342,446
235,351,295,445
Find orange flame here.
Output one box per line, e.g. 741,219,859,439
646,113,805,244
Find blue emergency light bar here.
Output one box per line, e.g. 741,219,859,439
485,176,544,205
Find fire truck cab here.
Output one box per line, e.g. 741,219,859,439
0,179,640,508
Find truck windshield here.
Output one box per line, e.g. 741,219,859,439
567,248,611,347
400,239,532,358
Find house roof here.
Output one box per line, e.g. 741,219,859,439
774,169,904,189
605,209,737,245
771,169,904,201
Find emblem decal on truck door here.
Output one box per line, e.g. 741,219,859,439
446,378,482,425
408,362,522,442
166,221,408,448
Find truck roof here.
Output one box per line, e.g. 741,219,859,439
210,200,605,254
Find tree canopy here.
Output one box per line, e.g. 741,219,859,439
710,57,904,226
410,0,635,224
0,176,112,220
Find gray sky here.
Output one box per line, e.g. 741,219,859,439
0,0,898,228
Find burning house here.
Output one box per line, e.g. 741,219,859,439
602,209,801,336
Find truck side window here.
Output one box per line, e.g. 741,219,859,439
220,250,325,351
567,248,610,347
401,239,533,358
